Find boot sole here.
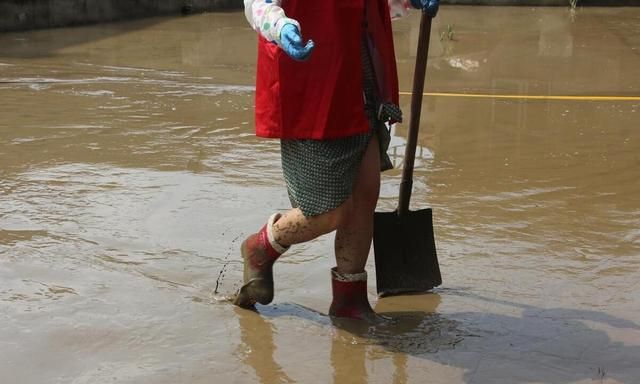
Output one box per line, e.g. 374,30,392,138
234,278,274,307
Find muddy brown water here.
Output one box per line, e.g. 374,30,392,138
1,6,640,384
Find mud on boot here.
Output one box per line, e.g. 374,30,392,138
233,213,289,308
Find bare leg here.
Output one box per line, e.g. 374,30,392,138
271,201,351,247
334,136,380,274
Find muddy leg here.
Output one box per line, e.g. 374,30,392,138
271,203,350,247
329,136,381,321
234,186,353,308
334,135,380,274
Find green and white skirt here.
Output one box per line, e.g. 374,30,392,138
280,39,399,217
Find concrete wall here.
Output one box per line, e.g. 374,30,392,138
0,0,241,32
1,0,639,32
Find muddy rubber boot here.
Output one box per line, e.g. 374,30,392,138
233,213,289,308
328,267,379,322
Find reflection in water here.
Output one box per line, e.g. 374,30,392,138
331,330,368,384
236,308,294,384
235,296,454,384
328,294,466,384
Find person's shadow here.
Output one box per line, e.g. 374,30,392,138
234,290,640,383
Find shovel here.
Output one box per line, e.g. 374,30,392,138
373,12,441,297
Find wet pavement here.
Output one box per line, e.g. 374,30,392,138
1,6,640,384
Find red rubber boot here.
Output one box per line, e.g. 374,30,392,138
233,214,288,308
328,267,379,322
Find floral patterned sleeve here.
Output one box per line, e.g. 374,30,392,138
244,0,411,44
243,0,300,45
388,0,413,19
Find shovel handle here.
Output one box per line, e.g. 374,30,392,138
398,13,432,217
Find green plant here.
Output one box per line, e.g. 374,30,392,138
440,24,455,42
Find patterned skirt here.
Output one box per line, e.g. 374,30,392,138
280,38,398,217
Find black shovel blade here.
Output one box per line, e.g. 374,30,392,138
373,208,442,297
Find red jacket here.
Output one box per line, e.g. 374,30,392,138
255,0,400,140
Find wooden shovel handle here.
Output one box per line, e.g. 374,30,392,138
398,13,432,217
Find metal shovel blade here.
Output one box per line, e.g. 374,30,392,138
373,208,441,297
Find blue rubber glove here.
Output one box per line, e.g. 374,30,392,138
280,23,315,62
410,0,439,18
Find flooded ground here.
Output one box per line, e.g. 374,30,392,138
1,5,640,384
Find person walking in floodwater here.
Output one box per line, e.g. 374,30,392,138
233,0,439,321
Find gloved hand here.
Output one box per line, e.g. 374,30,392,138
280,23,315,61
410,0,439,18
